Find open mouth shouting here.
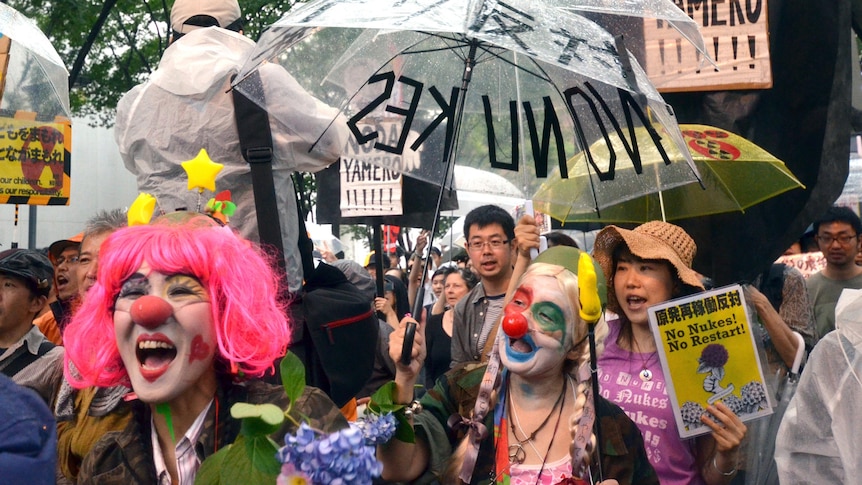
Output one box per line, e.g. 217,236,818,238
504,333,538,363
623,294,649,311
136,333,177,382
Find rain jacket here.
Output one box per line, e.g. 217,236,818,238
115,27,347,292
775,289,862,483
0,373,57,485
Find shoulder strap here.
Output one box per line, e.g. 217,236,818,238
1,339,55,378
293,174,316,281
231,72,286,276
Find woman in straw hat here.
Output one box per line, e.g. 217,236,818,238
592,221,746,485
377,246,658,485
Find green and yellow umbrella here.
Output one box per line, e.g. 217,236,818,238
534,124,804,224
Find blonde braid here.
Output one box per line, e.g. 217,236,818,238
568,377,598,479
443,385,501,484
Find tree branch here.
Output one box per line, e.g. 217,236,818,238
69,0,119,90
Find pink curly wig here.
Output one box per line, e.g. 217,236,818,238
64,214,291,389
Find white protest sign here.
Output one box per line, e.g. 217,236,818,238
340,122,408,217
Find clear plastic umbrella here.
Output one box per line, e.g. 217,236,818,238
0,3,70,119
234,0,703,221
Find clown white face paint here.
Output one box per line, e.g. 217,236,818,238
499,274,574,378
114,262,216,404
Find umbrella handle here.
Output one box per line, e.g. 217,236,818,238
401,321,417,365
791,331,805,374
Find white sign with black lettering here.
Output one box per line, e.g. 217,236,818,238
340,122,408,217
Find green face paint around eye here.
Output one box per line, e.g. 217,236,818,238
530,301,567,337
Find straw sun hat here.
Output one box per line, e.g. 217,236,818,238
592,221,705,314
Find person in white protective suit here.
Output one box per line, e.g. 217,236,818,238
114,0,347,293
775,288,862,483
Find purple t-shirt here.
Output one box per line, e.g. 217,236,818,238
598,318,705,485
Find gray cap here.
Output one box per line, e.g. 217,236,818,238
0,249,53,297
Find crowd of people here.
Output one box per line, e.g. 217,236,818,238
5,193,858,484
3,0,861,484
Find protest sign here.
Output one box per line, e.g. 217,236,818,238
649,284,772,438
0,114,71,205
643,0,771,92
340,121,411,217
775,252,826,279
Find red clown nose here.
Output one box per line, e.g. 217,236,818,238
502,312,528,339
130,295,173,329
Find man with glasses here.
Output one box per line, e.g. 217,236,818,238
450,205,516,366
807,205,862,339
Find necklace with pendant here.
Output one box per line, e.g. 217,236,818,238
507,378,566,465
640,366,653,381
632,340,657,381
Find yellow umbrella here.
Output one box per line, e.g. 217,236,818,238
534,124,804,223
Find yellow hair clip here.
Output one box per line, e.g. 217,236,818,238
578,251,602,325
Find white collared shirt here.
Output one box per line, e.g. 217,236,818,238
152,399,214,485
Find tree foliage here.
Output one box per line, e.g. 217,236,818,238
9,0,295,125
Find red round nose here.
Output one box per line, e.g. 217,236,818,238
130,295,173,329
502,312,528,339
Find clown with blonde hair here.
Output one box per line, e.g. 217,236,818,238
64,213,346,484
378,244,658,485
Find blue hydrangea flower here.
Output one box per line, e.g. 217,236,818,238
354,412,397,445
276,413,394,484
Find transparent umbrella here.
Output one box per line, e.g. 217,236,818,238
233,0,703,222
0,3,72,245
0,3,70,119
233,2,707,481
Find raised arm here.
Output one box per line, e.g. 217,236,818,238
377,316,430,482
408,231,429,310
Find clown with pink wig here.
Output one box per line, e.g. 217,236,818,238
63,213,347,483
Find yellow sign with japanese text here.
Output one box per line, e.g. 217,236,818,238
649,284,773,438
0,116,71,205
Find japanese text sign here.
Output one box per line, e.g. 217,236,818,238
649,284,773,438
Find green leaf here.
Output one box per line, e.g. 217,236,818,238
231,402,285,437
194,443,231,485
280,352,306,404
244,434,282,476
368,381,405,415
370,381,396,407
219,435,279,485
393,411,416,444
